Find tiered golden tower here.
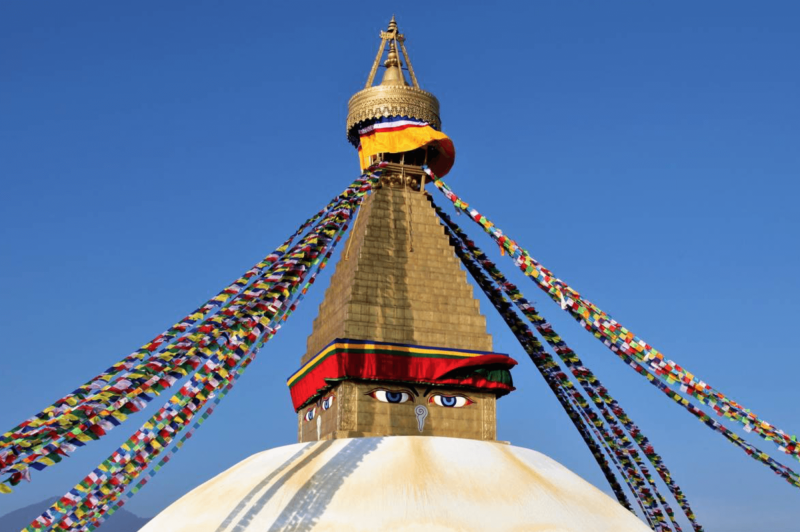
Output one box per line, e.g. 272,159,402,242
291,17,514,444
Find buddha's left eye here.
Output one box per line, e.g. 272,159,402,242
429,394,473,408
304,407,316,421
321,396,335,410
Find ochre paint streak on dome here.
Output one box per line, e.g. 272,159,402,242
141,437,651,532
302,184,492,365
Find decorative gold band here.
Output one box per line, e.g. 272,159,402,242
346,85,441,142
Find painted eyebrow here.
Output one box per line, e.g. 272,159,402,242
364,386,417,396
421,386,433,397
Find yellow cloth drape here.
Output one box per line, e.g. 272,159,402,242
358,123,455,177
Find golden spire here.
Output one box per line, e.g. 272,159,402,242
363,15,417,89
347,17,440,146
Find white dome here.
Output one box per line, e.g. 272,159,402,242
141,437,649,532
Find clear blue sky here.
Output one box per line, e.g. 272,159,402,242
1,2,798,530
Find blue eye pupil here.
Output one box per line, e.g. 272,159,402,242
386,392,403,403
441,396,457,407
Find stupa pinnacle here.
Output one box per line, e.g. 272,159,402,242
346,18,442,151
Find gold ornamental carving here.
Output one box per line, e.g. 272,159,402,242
347,85,441,136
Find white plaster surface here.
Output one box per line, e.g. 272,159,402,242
140,436,651,531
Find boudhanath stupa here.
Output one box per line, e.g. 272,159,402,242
9,13,797,532
141,17,650,532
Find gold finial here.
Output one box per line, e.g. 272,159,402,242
384,40,400,68
380,41,408,86
347,17,441,146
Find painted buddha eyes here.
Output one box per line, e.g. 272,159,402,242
367,389,413,404
304,396,334,422
429,394,473,408
366,388,474,408
321,395,335,410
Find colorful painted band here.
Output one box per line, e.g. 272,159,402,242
287,338,516,411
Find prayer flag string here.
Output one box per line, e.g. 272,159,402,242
565,388,660,529
55,200,365,532
432,200,699,531
0,179,352,455
436,212,643,516
19,169,382,530
427,167,800,488
1,167,385,499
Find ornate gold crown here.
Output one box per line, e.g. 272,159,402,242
346,17,441,146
